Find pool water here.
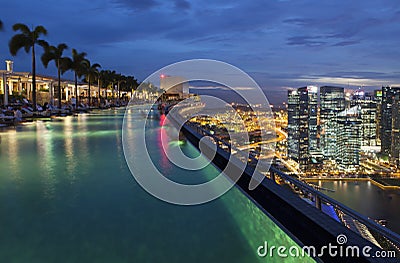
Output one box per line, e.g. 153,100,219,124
0,108,312,263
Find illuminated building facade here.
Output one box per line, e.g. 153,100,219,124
320,86,345,160
1,60,112,106
287,86,318,171
391,92,400,166
336,106,362,171
380,86,400,156
350,91,377,147
374,89,382,146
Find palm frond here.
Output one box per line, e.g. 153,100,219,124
9,34,30,55
82,58,90,68
34,25,47,36
37,39,49,48
12,23,30,34
57,43,68,51
41,41,50,49
69,49,88,78
41,45,56,68
92,63,101,69
60,57,72,74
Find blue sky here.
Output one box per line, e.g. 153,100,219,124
1,0,400,103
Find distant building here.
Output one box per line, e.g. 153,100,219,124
336,106,362,171
380,86,400,156
391,92,400,166
160,75,189,100
287,86,318,171
350,90,377,147
320,86,345,160
374,89,383,146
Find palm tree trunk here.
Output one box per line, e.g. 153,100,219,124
118,81,120,100
88,77,91,107
32,43,37,111
98,77,101,106
111,82,114,100
57,59,62,108
75,73,78,109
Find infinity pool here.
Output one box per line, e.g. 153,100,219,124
0,108,312,262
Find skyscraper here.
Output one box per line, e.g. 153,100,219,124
350,91,377,147
336,106,362,171
391,92,400,165
380,86,400,156
374,89,383,146
320,86,345,160
287,86,318,172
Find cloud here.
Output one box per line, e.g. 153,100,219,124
112,0,159,11
287,36,327,47
283,17,314,26
1,0,400,106
332,40,360,47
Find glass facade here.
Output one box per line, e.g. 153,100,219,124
336,107,362,171
380,86,400,156
350,91,377,147
320,86,345,160
287,86,318,171
391,92,400,165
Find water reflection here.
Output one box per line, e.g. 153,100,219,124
36,121,57,200
6,130,22,187
317,180,400,234
64,116,76,183
76,114,89,177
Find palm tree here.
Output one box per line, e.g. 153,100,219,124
114,73,124,100
9,23,48,111
107,70,118,100
83,60,101,106
64,49,87,108
98,70,108,103
122,75,139,100
41,43,68,108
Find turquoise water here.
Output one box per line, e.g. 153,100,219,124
0,108,312,262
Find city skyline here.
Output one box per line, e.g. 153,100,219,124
1,2,400,261
1,0,400,105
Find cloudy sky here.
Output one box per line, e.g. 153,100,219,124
1,0,400,103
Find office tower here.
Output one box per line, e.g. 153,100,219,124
287,86,318,171
305,86,318,152
320,86,345,160
374,89,382,146
391,93,400,165
380,86,400,155
350,91,377,147
336,107,362,171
